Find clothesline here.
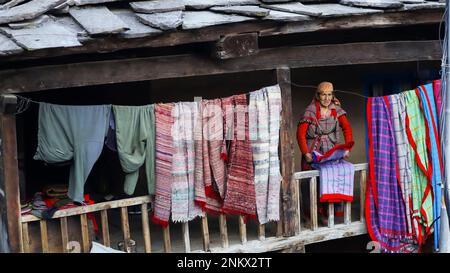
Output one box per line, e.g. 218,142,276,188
13,82,369,115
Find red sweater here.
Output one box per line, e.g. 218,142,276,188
297,115,353,155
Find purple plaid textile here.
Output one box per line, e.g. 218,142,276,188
367,97,411,252
311,148,354,203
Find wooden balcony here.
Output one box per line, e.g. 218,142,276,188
19,163,368,253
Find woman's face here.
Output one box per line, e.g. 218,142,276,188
318,89,333,108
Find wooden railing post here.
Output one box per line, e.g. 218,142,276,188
277,67,299,236
0,95,22,253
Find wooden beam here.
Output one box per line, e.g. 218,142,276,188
259,8,442,36
277,67,299,237
195,221,367,253
0,41,441,94
295,163,368,180
212,32,259,60
0,10,442,63
0,95,22,253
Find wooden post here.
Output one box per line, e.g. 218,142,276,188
141,204,151,253
258,224,265,241
360,170,367,222
162,225,171,253
309,177,318,231
0,95,22,253
120,207,131,251
344,202,352,225
238,216,247,244
219,214,229,249
80,214,90,253
277,67,299,236
100,210,111,247
40,220,49,253
201,215,210,252
328,203,335,228
21,222,29,253
60,217,69,253
182,222,191,253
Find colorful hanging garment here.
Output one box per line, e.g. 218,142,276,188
417,84,443,250
311,142,355,203
221,94,257,220
404,90,433,243
249,85,282,224
366,96,412,252
432,80,442,128
34,103,110,203
171,102,203,222
112,105,156,196
152,103,174,227
388,94,414,236
197,99,225,214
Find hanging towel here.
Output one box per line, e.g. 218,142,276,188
249,85,282,224
366,96,411,252
311,142,355,203
404,90,434,242
221,94,256,220
388,93,414,236
112,105,156,196
203,99,227,201
171,102,203,222
34,103,110,203
197,99,224,214
152,103,174,227
417,84,443,251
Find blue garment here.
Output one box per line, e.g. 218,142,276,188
418,84,442,251
34,103,111,202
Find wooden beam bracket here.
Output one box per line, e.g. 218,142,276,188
212,32,259,60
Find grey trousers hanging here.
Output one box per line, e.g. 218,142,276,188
34,103,111,202
112,105,155,195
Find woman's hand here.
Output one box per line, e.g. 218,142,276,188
305,153,313,163
343,150,350,159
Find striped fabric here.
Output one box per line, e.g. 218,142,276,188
201,99,225,214
404,90,433,241
249,85,282,224
152,103,175,227
366,96,411,252
221,94,257,220
311,145,354,203
171,102,203,222
417,84,443,250
388,94,414,236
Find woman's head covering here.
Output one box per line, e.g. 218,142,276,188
315,81,340,106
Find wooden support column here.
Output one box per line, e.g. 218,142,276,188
277,67,299,237
0,95,22,253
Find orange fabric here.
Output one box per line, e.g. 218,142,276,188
297,115,353,155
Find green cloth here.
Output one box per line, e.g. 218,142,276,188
113,105,156,195
404,90,433,235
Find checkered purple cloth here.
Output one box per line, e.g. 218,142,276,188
367,97,411,252
311,148,354,203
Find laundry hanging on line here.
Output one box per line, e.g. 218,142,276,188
365,80,444,253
